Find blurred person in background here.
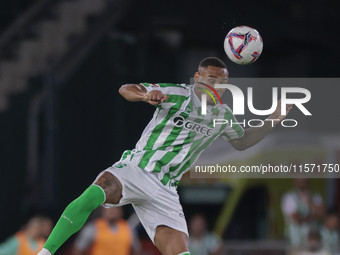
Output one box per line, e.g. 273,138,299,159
0,215,52,255
281,178,325,248
73,207,140,255
320,211,339,255
188,214,223,255
39,218,53,241
291,230,330,255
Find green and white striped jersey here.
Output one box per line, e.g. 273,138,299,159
120,83,244,191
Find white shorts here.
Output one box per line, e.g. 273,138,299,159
94,160,188,243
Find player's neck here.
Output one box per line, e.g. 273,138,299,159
193,84,215,106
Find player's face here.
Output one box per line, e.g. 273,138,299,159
194,66,229,105
326,215,339,230
40,219,53,239
189,215,207,236
27,220,43,239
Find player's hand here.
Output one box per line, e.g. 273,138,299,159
143,90,169,105
269,99,293,122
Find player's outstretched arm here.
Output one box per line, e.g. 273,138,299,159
119,84,169,105
228,99,293,151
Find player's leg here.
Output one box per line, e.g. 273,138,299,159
93,171,123,204
154,225,190,255
131,178,190,255
38,172,122,255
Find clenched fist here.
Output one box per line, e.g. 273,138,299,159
143,90,169,105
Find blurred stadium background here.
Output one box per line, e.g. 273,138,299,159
1,0,340,254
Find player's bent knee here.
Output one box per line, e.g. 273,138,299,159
75,185,106,211
94,171,122,204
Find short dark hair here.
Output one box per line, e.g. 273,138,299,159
199,57,227,69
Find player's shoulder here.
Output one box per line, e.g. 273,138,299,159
141,82,190,90
158,83,190,90
1,235,18,245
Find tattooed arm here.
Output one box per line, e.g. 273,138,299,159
228,99,293,151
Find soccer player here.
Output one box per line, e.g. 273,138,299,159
188,214,224,255
37,57,293,255
0,215,52,255
281,178,325,247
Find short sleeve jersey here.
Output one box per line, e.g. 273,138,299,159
120,83,244,191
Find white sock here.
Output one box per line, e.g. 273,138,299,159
37,248,52,255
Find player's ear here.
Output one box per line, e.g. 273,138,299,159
194,72,200,82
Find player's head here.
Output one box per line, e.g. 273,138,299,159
194,57,229,105
25,214,53,240
101,207,123,224
325,211,339,230
39,216,53,239
188,214,207,237
294,178,308,191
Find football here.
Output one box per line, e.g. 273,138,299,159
224,26,263,65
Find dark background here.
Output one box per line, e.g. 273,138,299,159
1,0,340,243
